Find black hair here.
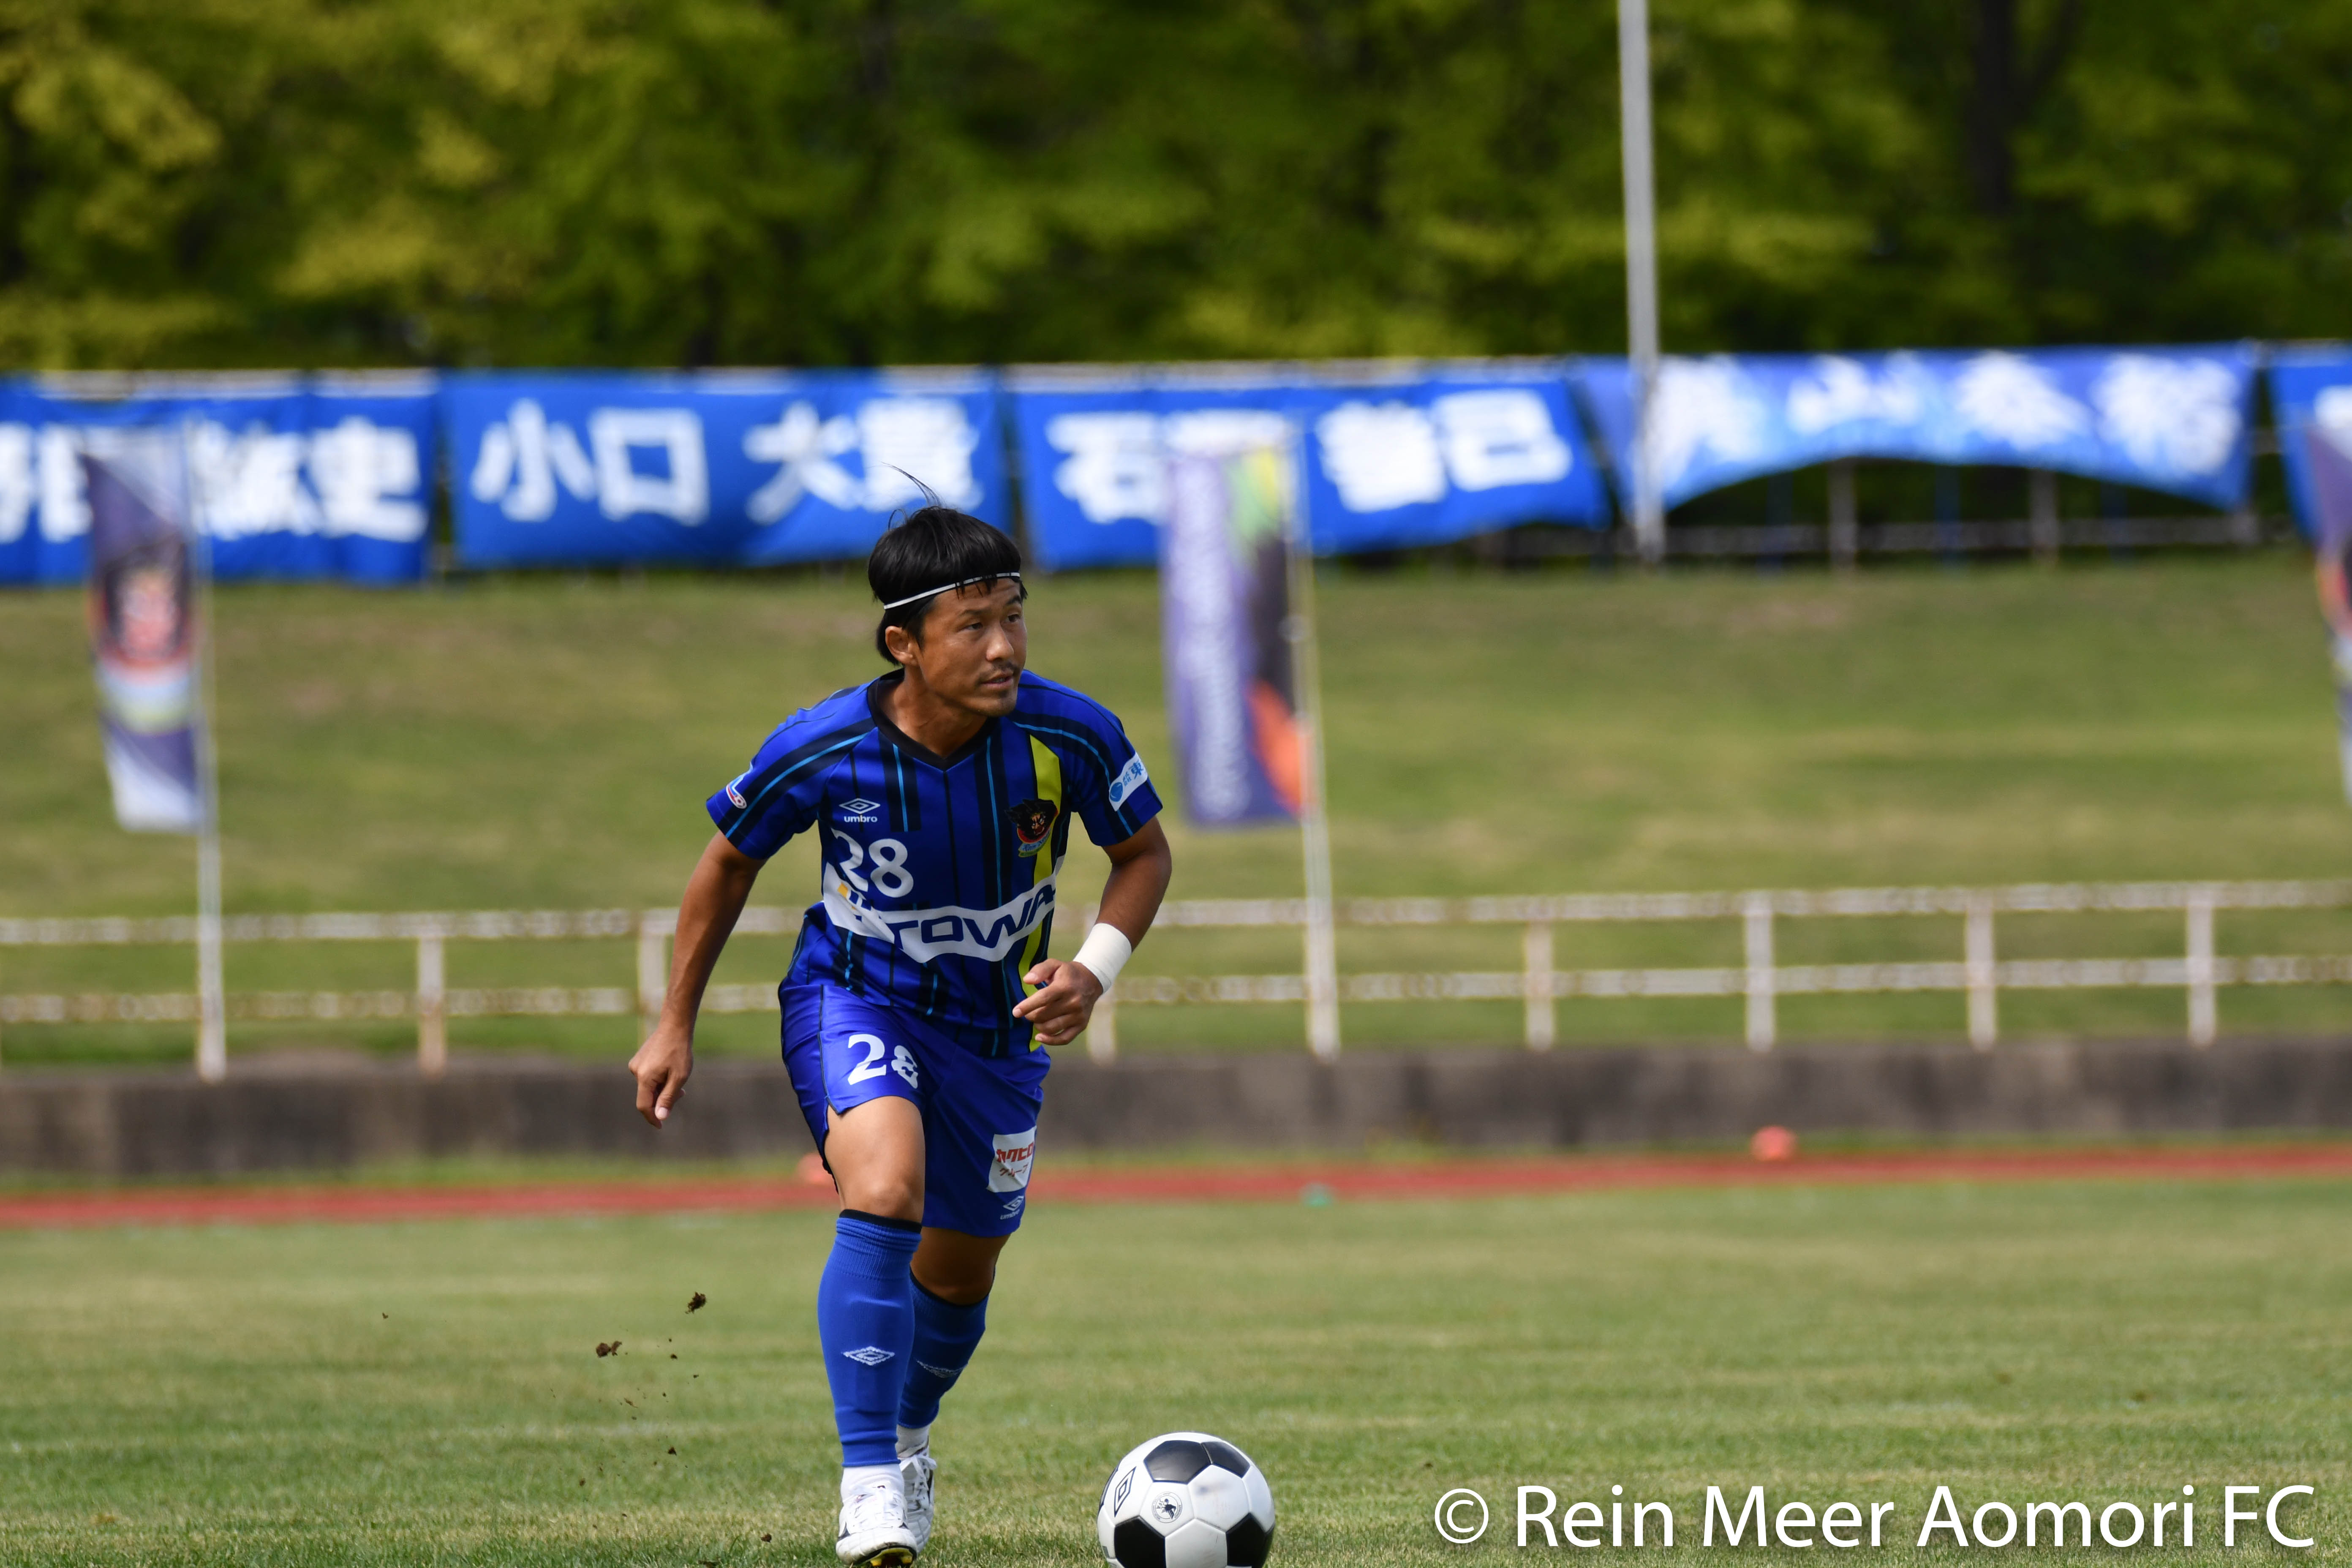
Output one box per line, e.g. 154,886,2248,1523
868,504,1024,664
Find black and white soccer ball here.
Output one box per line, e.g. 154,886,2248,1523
1097,1431,1275,1568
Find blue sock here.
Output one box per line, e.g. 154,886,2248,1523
817,1211,920,1467
896,1280,989,1432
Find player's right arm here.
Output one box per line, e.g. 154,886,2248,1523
628,831,764,1128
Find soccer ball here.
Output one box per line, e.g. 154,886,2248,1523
1096,1431,1276,1568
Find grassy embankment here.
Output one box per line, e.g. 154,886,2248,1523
3,553,2348,1065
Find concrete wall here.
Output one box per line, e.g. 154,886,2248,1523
3,1037,2349,1178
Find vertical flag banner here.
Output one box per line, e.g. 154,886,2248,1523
82,433,204,833
1160,440,1303,826
2265,349,2352,800
2299,423,2352,801
2268,348,2352,542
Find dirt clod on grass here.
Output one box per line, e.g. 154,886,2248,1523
687,1291,707,1312
594,1341,620,1358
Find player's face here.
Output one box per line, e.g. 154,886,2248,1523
908,580,1026,716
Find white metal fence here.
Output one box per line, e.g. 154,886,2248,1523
5,879,2350,1071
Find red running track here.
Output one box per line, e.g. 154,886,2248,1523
2,1143,2349,1231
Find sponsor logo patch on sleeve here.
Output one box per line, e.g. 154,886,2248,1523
988,1127,1037,1192
724,773,749,809
1107,755,1149,811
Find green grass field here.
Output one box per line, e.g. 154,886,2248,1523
5,552,2351,1065
0,1175,2344,1565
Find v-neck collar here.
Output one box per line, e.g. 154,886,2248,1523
866,671,1002,769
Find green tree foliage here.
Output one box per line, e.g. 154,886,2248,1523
0,0,2344,370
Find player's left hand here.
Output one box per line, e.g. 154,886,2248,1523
1013,957,1103,1048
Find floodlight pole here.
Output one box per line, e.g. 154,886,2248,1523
191,433,226,1084
1618,0,1666,567
1284,438,1341,1062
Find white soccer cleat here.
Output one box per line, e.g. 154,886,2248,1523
900,1444,937,1552
836,1469,920,1566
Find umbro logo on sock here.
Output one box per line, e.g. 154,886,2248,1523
842,1345,896,1366
916,1360,962,1379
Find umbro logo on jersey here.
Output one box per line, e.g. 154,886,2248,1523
841,1345,895,1367
838,797,882,824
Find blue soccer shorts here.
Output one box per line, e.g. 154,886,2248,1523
779,982,1050,1238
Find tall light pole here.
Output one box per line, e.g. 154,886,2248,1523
1618,0,1665,566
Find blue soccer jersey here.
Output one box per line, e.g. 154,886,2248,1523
708,671,1162,1056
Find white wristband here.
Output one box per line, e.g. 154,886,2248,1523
1071,923,1133,991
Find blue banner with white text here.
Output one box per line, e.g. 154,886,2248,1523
444,369,1005,568
0,374,439,588
1573,346,2257,512
1008,361,1611,569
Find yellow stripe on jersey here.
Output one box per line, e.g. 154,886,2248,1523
1017,735,1065,1012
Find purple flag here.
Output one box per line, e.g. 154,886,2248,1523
2302,428,2352,801
84,437,205,832
1159,445,1303,825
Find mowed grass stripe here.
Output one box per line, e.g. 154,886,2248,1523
0,1179,2344,1565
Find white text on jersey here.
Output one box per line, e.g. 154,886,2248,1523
822,867,1059,964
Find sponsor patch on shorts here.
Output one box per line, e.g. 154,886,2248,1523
988,1127,1037,1192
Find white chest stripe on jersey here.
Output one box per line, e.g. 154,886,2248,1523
821,866,1059,964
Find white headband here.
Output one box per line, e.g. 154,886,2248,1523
879,572,1022,611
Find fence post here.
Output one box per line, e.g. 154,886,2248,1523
1522,921,1555,1051
2030,468,2060,565
2229,494,2260,548
416,927,446,1077
1082,905,1118,1062
637,912,669,1044
1827,458,1857,574
1742,893,1776,1051
2186,890,2218,1047
1965,894,1998,1049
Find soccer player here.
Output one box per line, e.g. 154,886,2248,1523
627,506,1172,1566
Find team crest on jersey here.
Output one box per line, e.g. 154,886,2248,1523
1007,797,1057,855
